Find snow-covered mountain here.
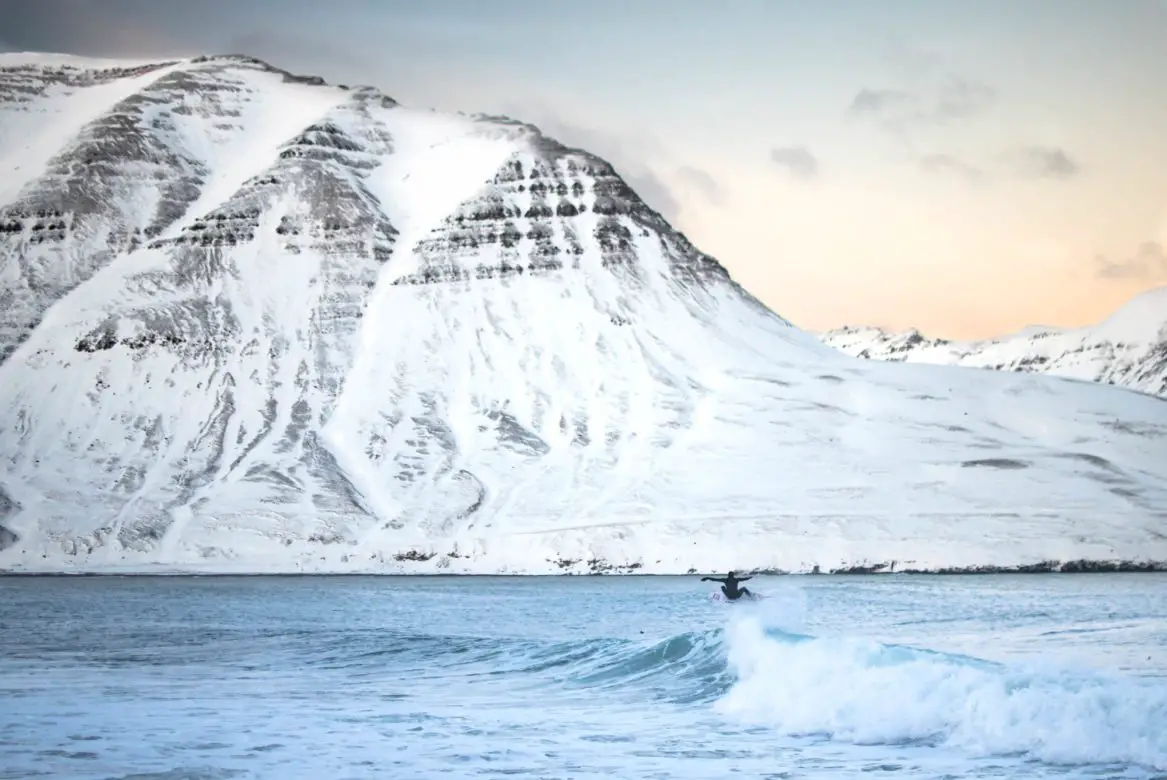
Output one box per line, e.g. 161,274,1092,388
822,287,1167,399
1,53,1165,575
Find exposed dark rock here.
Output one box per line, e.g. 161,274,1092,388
736,559,1167,576
824,307,1167,402
391,133,735,291
960,458,1030,470
0,525,17,553
0,60,175,105
0,484,20,553
0,59,252,364
0,55,404,367
895,559,1167,574
585,558,644,574
829,561,896,574
394,549,436,562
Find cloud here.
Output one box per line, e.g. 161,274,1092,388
1096,241,1167,280
847,52,997,163
932,78,995,121
848,88,914,117
770,146,819,180
621,170,682,223
848,77,994,129
676,165,722,204
224,31,378,76
1004,146,1081,180
920,153,986,183
848,47,998,175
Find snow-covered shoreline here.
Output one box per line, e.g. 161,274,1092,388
4,562,1166,576
4,515,1166,577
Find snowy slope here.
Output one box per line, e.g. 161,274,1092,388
1,53,1166,575
822,287,1167,399
0,53,347,365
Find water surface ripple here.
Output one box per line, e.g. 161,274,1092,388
1,573,1164,779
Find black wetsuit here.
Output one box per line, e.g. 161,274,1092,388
701,572,753,600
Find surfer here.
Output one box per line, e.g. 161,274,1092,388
702,571,753,601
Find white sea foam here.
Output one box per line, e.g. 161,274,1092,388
2,574,1164,778
717,607,1167,770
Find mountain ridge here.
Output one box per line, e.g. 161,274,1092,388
821,286,1167,399
1,52,1166,574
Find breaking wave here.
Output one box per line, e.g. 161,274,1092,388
715,608,1167,771
342,615,1164,771
75,606,1166,772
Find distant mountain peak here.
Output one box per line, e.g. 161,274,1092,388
821,286,1167,398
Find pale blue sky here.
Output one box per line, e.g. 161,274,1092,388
3,0,1165,336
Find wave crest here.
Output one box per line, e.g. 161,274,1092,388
716,611,1167,770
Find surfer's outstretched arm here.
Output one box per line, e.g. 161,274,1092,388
738,576,753,582
701,576,727,583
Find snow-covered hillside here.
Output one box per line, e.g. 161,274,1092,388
1,53,1166,575
822,287,1167,399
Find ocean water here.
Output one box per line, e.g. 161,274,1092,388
1,574,1165,779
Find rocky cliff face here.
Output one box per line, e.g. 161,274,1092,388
821,288,1167,399
1,53,1165,574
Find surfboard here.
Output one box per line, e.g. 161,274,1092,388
709,591,764,602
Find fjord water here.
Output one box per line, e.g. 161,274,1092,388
2,575,1164,779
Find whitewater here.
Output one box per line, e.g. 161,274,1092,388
2,574,1164,779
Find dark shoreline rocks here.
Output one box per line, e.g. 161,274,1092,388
2,558,1165,576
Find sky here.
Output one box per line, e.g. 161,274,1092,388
2,0,1165,338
